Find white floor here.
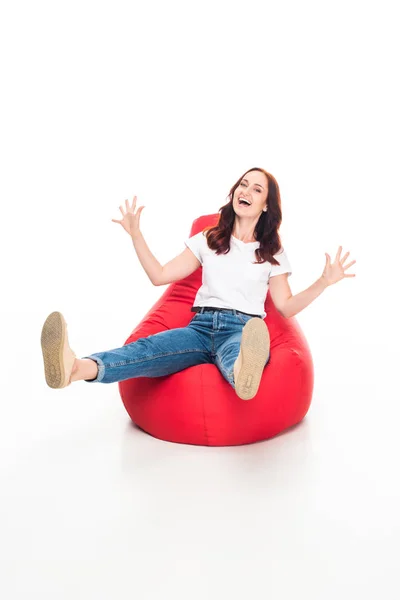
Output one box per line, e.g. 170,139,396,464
1,309,399,600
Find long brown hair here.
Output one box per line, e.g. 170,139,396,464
202,167,285,265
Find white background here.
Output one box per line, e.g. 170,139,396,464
1,0,399,598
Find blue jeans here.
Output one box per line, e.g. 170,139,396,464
82,308,269,389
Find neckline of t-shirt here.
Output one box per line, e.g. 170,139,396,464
231,234,260,247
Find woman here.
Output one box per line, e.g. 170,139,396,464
40,167,356,400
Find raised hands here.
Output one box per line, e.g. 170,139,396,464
112,196,145,239
322,246,356,287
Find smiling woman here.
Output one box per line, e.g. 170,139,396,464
203,168,282,262
40,166,356,411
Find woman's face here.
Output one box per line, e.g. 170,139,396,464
233,171,268,217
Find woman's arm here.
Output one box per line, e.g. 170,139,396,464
273,275,327,319
131,233,201,286
130,231,164,285
269,245,356,318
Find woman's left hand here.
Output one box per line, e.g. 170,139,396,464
322,246,356,287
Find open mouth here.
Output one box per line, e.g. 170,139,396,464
238,198,251,207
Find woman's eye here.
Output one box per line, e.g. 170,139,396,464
240,182,261,192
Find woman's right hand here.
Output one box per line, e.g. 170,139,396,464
112,196,145,239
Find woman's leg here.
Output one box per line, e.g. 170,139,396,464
80,324,212,384
70,359,99,382
41,311,212,388
213,312,270,400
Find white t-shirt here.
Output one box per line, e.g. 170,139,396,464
184,230,292,319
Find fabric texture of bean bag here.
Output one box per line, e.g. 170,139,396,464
118,214,314,446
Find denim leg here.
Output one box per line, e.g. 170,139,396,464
81,325,212,383
213,313,269,390
214,330,242,389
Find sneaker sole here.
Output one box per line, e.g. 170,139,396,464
41,311,73,389
234,318,270,400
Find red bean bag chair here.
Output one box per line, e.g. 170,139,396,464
118,214,314,446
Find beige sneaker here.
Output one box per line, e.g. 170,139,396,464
41,311,76,389
233,318,270,400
